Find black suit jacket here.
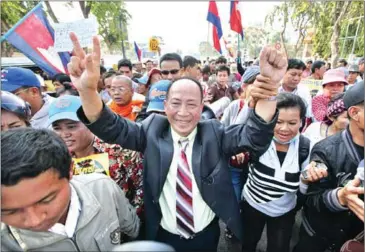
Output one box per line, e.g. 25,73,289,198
77,104,278,240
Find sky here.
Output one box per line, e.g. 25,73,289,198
126,1,280,54
49,1,280,56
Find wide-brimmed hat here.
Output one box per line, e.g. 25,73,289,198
348,64,360,73
322,69,348,86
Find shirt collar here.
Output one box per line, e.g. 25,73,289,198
170,126,197,144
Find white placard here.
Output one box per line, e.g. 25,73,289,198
54,17,98,52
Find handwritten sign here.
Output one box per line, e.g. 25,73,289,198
149,37,159,52
54,17,98,52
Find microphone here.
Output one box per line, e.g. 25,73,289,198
207,97,231,118
112,241,175,251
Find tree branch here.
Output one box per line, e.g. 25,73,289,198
45,1,59,23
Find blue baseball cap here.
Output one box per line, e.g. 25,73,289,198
137,75,148,85
1,67,41,92
48,95,81,125
147,80,170,112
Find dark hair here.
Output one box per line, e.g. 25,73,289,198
159,53,183,68
166,77,203,102
306,60,313,64
52,73,71,83
359,57,365,65
100,65,107,75
339,59,348,67
1,128,72,186
216,56,227,65
276,93,307,119
102,70,117,86
183,56,199,69
287,59,306,71
217,65,230,76
311,61,326,74
117,59,133,70
202,65,211,75
56,82,79,97
209,59,216,64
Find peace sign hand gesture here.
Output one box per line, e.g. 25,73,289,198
67,32,101,92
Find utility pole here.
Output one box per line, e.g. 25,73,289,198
118,15,126,59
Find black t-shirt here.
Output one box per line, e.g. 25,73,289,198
277,151,287,166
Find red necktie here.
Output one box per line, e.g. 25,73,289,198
176,139,195,238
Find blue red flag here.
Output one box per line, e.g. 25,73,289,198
1,2,70,77
134,41,142,61
230,0,244,39
207,1,223,54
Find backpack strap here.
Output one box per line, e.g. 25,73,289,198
298,135,311,169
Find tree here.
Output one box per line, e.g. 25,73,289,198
44,1,59,23
77,1,131,53
1,1,38,56
242,27,269,59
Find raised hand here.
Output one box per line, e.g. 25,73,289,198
67,32,101,92
259,46,288,84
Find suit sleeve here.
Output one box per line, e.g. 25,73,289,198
305,142,348,213
237,58,245,76
77,103,148,152
221,108,278,159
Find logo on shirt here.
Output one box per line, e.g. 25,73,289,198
110,227,122,244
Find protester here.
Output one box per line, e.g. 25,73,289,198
279,59,313,128
358,57,364,79
67,32,286,251
133,61,143,74
302,59,312,79
338,58,348,67
52,73,71,92
308,60,326,80
56,82,79,97
347,64,361,86
304,93,348,145
135,53,183,122
137,75,149,96
312,69,347,121
295,80,364,252
207,65,238,103
216,56,227,67
117,59,138,91
1,128,140,251
1,91,31,131
100,70,116,103
144,59,153,73
1,67,55,129
48,95,144,217
241,93,327,252
108,75,145,121
182,56,200,80
146,68,162,86
146,80,170,115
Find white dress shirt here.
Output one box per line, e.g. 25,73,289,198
159,127,216,234
279,84,313,119
48,185,81,238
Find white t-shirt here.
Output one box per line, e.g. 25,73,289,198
303,122,325,146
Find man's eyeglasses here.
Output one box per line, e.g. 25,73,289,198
161,69,180,75
109,87,128,93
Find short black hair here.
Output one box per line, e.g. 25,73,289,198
306,60,313,64
183,56,199,69
117,59,133,70
166,77,203,102
160,53,183,68
276,93,307,119
216,56,227,65
56,82,79,97
100,65,107,75
52,73,71,83
217,65,230,76
311,60,326,74
339,59,348,67
1,128,72,186
202,65,211,75
287,59,306,71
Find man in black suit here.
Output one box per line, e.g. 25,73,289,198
67,32,288,252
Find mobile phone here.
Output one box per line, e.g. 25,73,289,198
301,162,328,179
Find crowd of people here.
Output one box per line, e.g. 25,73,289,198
1,32,364,252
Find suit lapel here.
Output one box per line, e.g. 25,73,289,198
158,128,174,194
192,127,203,191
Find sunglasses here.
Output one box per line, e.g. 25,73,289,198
161,69,180,75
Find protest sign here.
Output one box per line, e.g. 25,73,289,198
54,17,98,52
72,153,110,176
300,78,323,91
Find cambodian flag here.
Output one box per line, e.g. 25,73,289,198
134,41,142,61
1,2,70,77
230,0,244,39
207,1,223,54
